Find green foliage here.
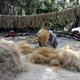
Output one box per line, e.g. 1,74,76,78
0,0,79,15
50,22,65,31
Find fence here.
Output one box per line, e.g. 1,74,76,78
0,5,80,32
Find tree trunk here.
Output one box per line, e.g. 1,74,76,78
77,0,79,5
0,0,5,14
12,4,15,15
0,0,2,14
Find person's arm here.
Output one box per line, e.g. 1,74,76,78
36,30,42,36
49,30,56,37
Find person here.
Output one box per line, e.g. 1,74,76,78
9,30,16,37
37,22,58,48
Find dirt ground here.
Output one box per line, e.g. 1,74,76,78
3,35,80,48
1,35,80,80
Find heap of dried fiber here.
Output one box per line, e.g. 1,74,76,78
0,41,24,80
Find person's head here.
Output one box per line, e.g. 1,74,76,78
65,20,68,24
43,22,51,30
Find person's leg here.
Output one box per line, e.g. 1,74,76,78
52,39,58,48
38,41,42,46
49,34,58,48
38,40,48,47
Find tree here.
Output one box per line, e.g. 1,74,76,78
0,0,24,15
0,0,79,15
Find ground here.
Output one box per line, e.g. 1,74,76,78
1,35,80,80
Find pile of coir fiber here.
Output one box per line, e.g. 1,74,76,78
28,46,80,72
0,40,25,80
